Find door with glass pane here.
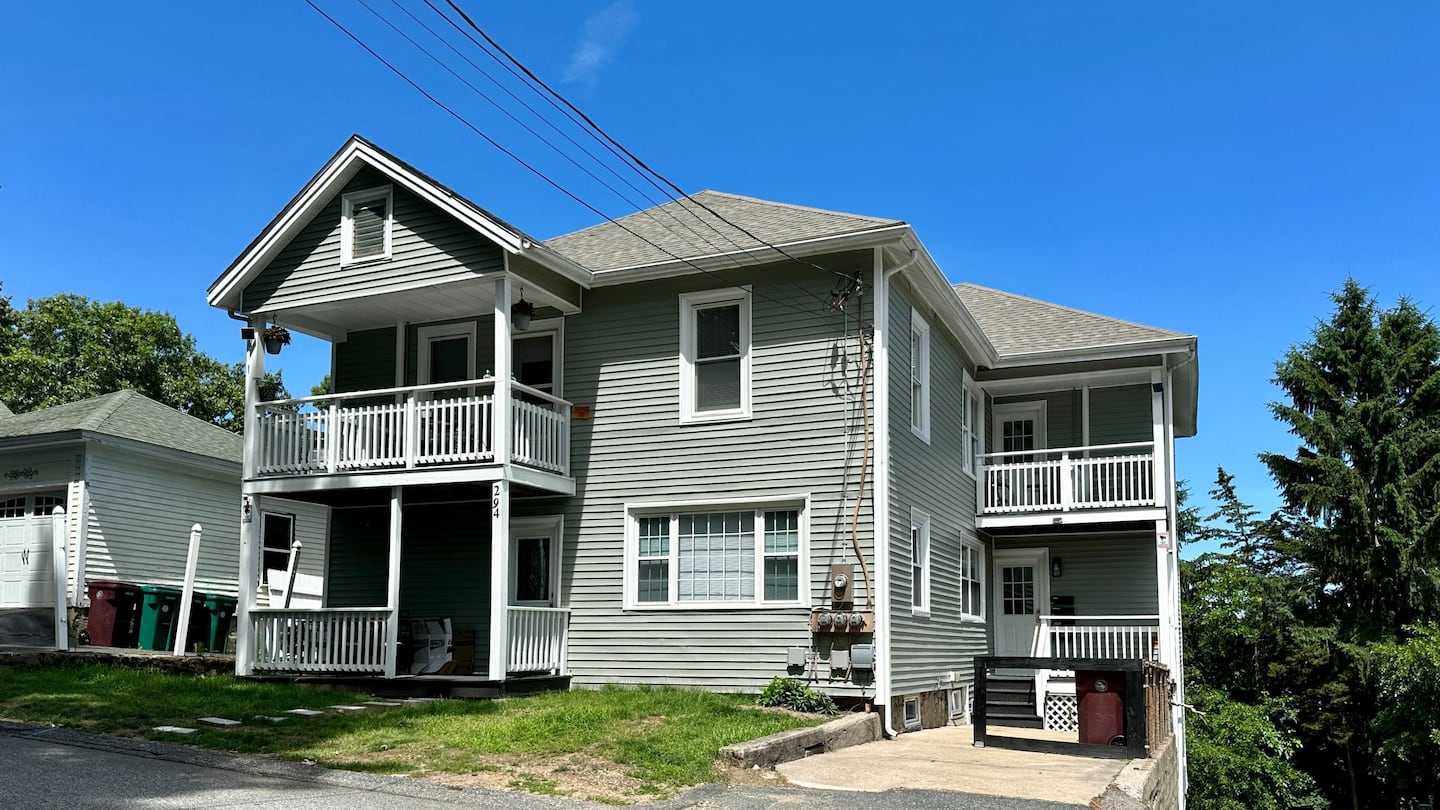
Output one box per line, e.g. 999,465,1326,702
510,517,562,607
993,548,1047,657
993,402,1048,507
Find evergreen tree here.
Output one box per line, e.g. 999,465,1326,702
1260,279,1440,642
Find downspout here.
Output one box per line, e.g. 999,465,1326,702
1166,350,1196,809
871,247,919,738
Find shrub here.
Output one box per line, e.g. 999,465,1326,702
757,678,838,716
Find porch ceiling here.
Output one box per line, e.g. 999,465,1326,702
267,275,570,341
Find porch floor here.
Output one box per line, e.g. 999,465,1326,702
777,724,1124,807
249,672,571,700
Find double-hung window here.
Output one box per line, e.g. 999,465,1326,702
261,512,296,584
627,500,806,608
340,186,393,264
910,509,930,614
910,308,930,441
961,370,979,476
679,289,751,422
960,540,984,620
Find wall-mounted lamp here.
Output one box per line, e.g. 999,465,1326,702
1051,557,1063,578
511,289,536,331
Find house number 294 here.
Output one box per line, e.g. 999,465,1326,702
492,484,501,518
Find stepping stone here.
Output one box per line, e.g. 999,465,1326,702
330,705,370,712
285,708,326,717
155,726,197,735
199,717,242,728
403,697,438,703
254,715,290,723
363,700,403,707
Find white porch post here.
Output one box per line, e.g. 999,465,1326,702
50,507,68,651
494,277,513,465
236,321,265,676
489,480,511,681
1150,370,1168,509
384,486,404,678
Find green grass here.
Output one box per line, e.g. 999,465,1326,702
0,664,825,800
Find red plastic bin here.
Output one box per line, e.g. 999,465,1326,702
1076,670,1126,745
84,580,143,648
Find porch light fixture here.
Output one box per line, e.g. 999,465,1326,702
511,289,536,332
1051,557,1063,578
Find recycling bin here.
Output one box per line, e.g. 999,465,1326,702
84,580,143,648
137,584,184,651
188,593,238,654
1076,670,1126,745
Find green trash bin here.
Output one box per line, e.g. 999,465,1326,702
137,585,183,651
195,593,238,654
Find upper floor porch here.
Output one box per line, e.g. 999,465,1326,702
972,366,1176,529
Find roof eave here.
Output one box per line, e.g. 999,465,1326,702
989,335,1197,368
208,136,535,312
891,231,1001,367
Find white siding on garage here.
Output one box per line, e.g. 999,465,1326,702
886,278,989,694
85,448,327,597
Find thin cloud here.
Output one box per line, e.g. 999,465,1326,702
562,1,638,85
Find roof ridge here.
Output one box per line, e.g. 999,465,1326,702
955,283,1192,339
76,389,137,431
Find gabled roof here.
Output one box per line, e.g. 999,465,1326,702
544,190,905,273
953,283,1194,360
0,390,241,464
207,135,591,311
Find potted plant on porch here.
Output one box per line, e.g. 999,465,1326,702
262,325,291,355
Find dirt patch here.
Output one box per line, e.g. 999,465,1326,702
424,751,663,804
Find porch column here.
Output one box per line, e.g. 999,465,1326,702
493,277,513,465
236,493,261,676
489,480,510,681
1154,518,1174,670
243,316,265,481
384,487,404,678
1150,370,1168,509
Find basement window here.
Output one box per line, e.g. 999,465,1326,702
903,697,921,729
341,186,393,264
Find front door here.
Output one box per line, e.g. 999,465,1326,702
510,517,562,607
993,548,1048,658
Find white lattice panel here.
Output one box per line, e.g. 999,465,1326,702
1044,694,1078,732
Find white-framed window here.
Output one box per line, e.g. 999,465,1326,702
949,685,971,721
679,288,752,423
625,496,807,609
960,539,985,620
910,509,930,614
910,308,930,442
417,322,477,392
961,370,979,477
903,696,921,729
340,186,394,264
261,512,295,584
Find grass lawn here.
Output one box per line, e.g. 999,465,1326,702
0,663,827,803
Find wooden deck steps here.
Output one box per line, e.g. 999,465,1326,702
984,674,1042,729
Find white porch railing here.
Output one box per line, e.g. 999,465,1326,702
255,379,570,479
1033,615,1161,661
251,608,389,673
507,606,570,675
977,442,1157,514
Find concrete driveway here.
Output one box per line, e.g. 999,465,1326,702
776,724,1126,807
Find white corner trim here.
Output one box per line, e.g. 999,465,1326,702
677,287,752,424
871,247,895,733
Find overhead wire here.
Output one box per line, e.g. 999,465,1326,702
303,0,843,327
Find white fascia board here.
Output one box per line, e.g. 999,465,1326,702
0,434,87,455
209,138,530,311
890,233,1000,368
978,366,1163,397
976,507,1168,530
520,241,594,289
585,224,911,286
990,337,1197,368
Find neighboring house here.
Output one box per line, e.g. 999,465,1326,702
0,390,326,649
206,137,1195,759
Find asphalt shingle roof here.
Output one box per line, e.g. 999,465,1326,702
954,283,1191,358
0,400,12,418
544,190,903,272
0,390,242,463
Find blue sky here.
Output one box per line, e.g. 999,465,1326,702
3,3,1438,555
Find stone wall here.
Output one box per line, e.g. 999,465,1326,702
1092,734,1180,810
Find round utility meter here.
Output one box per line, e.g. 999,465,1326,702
833,573,849,589
1094,678,1110,692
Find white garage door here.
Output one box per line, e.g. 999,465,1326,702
0,493,65,608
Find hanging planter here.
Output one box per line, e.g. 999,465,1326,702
510,296,536,332
262,325,291,355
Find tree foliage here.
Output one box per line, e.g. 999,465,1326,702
1186,685,1325,810
1370,627,1440,802
0,290,285,431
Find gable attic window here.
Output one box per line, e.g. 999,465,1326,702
340,186,393,264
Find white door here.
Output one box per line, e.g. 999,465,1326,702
993,548,1048,658
0,494,63,608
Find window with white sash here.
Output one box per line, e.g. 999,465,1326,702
679,288,751,423
626,499,807,608
960,540,984,620
911,509,930,614
961,370,979,476
910,308,930,442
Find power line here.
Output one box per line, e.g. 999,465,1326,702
303,0,843,326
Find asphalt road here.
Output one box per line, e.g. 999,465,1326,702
0,723,1076,810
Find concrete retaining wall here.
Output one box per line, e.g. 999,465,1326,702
1091,734,1180,810
720,712,882,768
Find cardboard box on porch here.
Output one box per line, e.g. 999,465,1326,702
409,618,452,675
450,630,475,674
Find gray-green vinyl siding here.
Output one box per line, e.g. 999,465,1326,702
335,328,397,393
1088,384,1152,446
542,259,875,693
243,168,507,313
325,506,388,608
990,534,1158,617
887,278,988,694
398,502,492,675
993,391,1079,449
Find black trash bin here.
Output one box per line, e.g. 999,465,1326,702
84,580,143,648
